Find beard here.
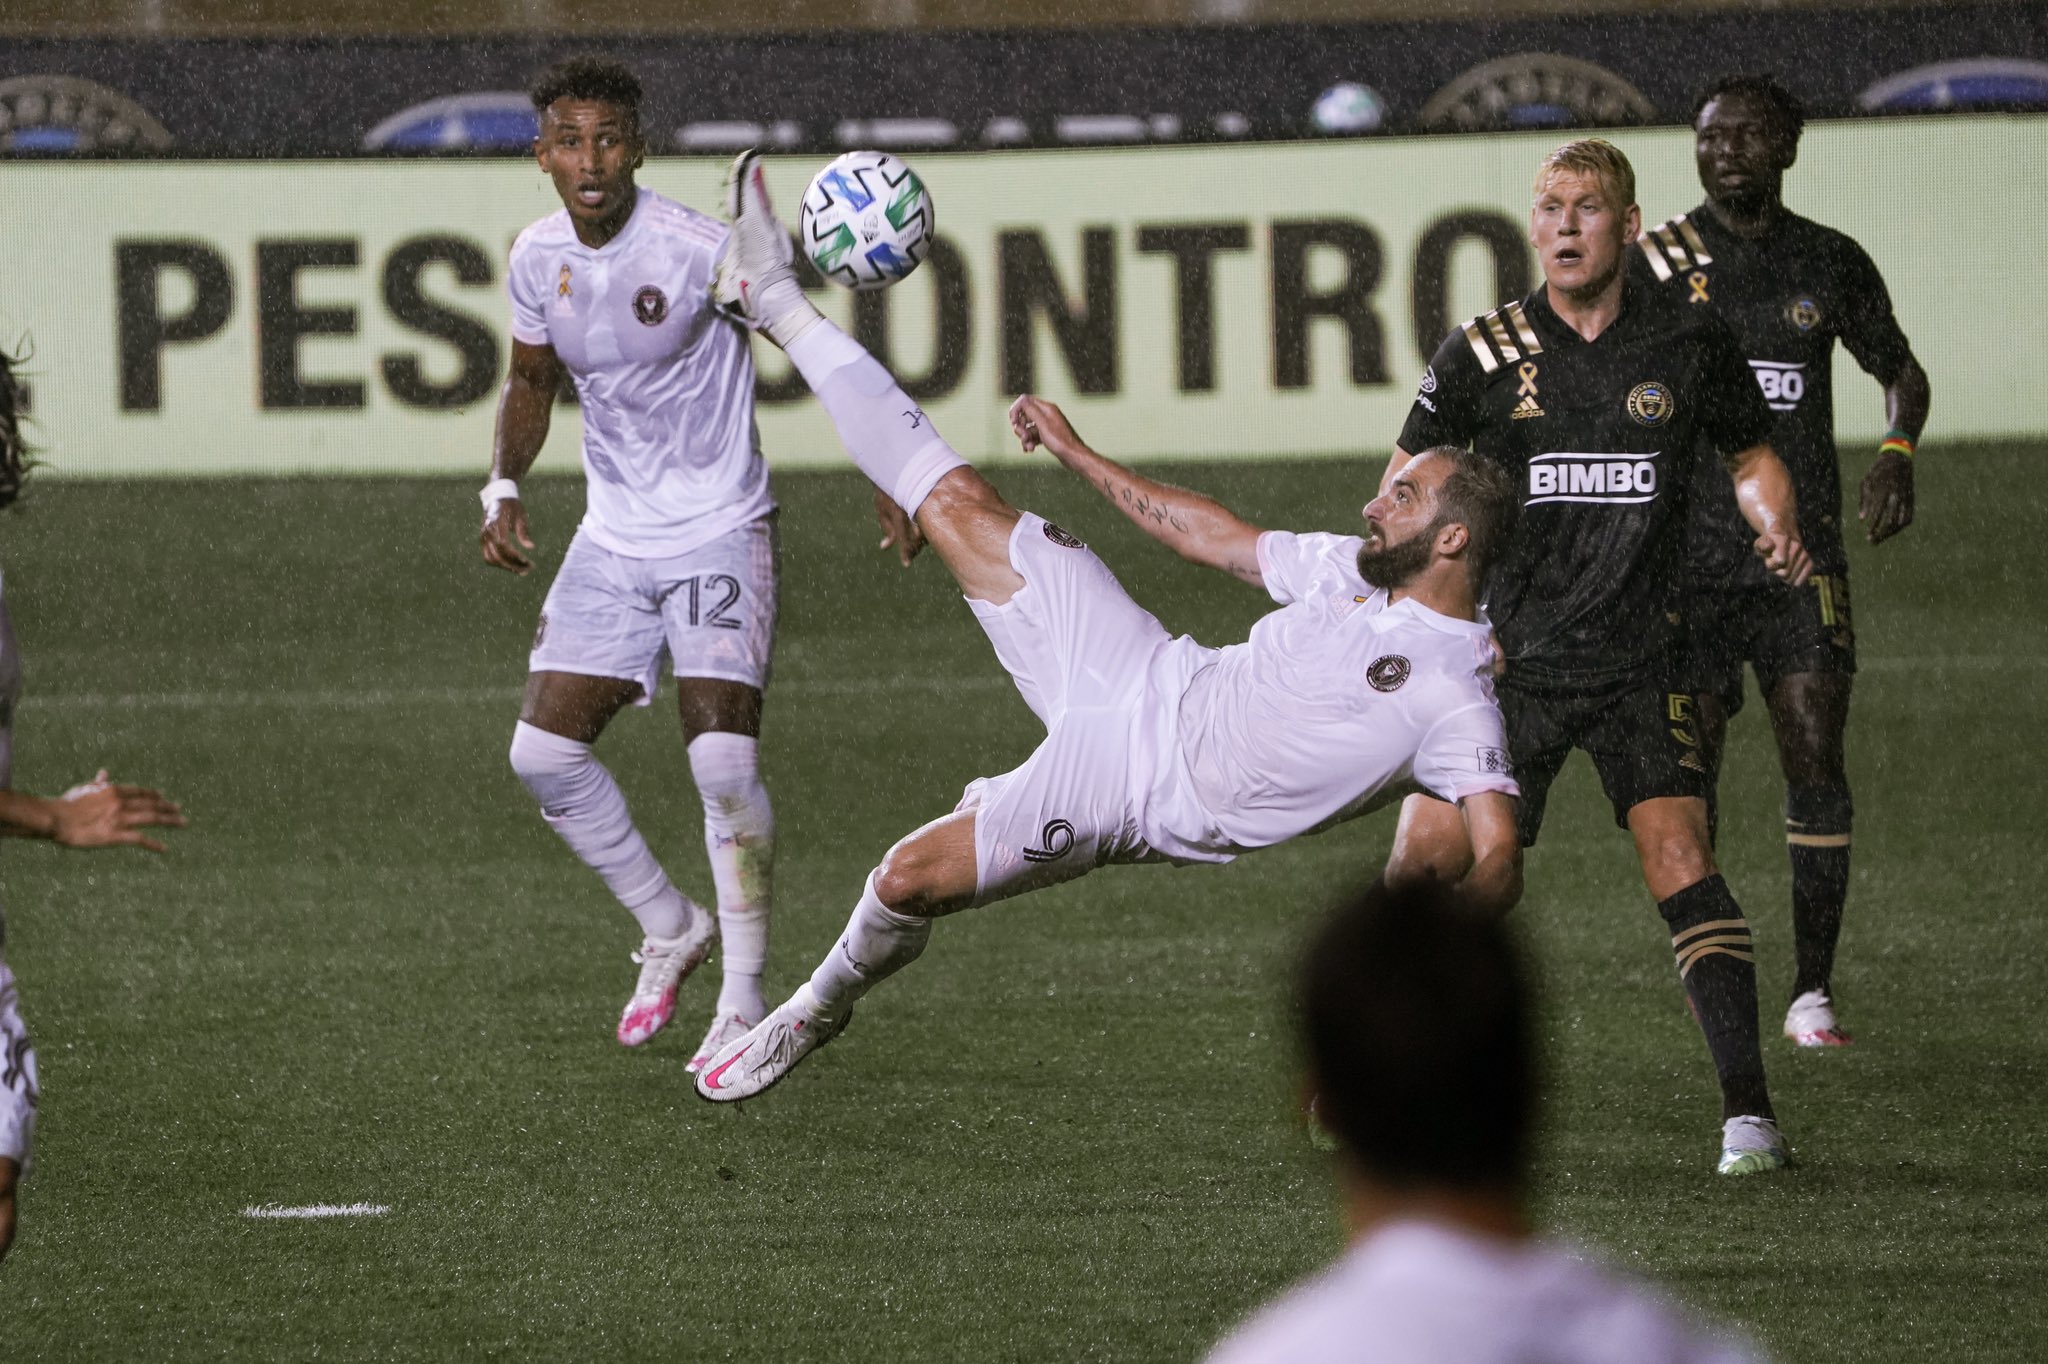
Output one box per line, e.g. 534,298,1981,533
1356,529,1435,590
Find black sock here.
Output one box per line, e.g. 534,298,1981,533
1786,782,1853,1001
1658,874,1773,1121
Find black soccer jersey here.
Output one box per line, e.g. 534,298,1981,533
1637,205,1915,584
1400,280,1773,689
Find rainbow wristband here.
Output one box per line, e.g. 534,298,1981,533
1878,430,1915,461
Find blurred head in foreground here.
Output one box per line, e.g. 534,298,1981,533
1301,882,1534,1210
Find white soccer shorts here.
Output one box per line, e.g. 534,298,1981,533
0,956,37,1173
530,515,780,702
961,513,1176,905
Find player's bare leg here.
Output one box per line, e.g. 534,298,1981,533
695,811,980,1101
675,678,778,1071
1763,670,1855,1046
510,671,716,1046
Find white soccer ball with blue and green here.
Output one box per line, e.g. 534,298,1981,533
798,151,935,291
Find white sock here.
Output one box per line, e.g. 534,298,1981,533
783,320,966,517
689,731,774,1020
804,872,932,1020
509,721,697,941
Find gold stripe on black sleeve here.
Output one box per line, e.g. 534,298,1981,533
1638,236,1674,281
1653,223,1694,272
1462,318,1500,373
1485,312,1521,363
1675,214,1714,265
1504,301,1542,355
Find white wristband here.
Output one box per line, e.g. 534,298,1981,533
480,477,519,511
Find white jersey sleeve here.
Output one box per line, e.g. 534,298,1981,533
1414,699,1518,804
1257,530,1365,607
506,228,552,347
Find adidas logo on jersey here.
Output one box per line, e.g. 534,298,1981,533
1511,394,1545,420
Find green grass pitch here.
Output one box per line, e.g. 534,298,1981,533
0,446,2040,1360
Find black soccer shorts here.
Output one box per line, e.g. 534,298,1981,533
1686,573,1856,716
1498,674,1711,847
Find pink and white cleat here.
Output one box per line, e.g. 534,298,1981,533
694,984,851,1102
616,914,718,1047
1784,990,1853,1048
684,1010,755,1075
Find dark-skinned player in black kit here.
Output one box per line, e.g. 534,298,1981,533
1638,75,1931,1050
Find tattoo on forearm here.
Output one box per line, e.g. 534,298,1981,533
1100,474,1191,533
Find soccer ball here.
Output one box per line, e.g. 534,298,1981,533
1311,82,1387,134
798,151,935,291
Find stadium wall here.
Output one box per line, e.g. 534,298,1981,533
3,114,2040,478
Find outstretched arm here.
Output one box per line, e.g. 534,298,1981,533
1008,395,1266,586
1726,442,1814,586
0,771,185,853
480,339,567,577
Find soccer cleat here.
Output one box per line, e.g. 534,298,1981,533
693,984,851,1102
1717,1115,1789,1176
684,1010,756,1075
714,150,818,346
1784,990,1853,1047
615,914,718,1048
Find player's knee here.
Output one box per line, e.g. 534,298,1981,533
1785,780,1852,837
872,847,948,917
509,721,593,795
686,732,769,823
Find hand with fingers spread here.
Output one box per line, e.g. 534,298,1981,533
873,489,926,567
1858,447,1914,545
0,769,186,853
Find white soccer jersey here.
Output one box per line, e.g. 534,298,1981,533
1138,531,1516,863
507,188,773,559
1207,1220,1761,1364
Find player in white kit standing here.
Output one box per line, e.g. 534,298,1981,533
480,60,778,1069
693,153,1526,1102
0,345,186,1262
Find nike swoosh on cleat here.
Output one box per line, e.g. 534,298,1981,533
700,1049,748,1092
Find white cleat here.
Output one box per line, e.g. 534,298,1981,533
1784,989,1853,1048
615,915,718,1048
1717,1115,1790,1176
693,984,851,1102
714,149,818,346
684,1010,756,1075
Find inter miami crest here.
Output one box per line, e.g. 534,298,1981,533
633,286,668,326
1041,522,1085,549
1626,380,1675,427
1367,655,1411,692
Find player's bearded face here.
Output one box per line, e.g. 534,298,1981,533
1356,513,1438,589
